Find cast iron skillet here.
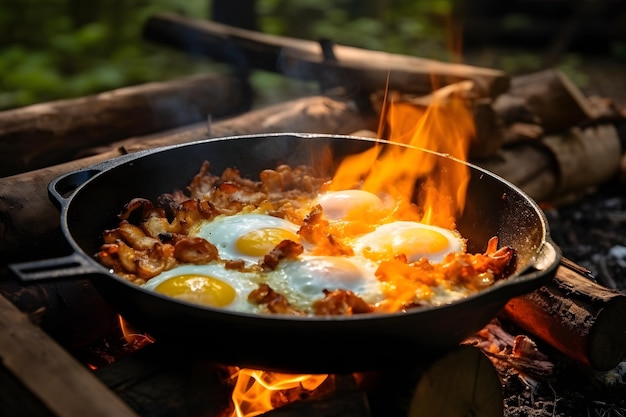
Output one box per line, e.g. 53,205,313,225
9,133,561,373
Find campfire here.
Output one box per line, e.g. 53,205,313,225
1,11,626,417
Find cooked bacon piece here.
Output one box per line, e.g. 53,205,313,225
118,198,154,221
312,289,374,315
118,221,160,250
248,283,305,315
174,236,219,264
260,240,304,271
299,205,353,256
299,204,327,244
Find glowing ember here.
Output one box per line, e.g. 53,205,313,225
118,315,155,348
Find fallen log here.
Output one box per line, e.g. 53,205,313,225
0,72,249,178
503,259,626,371
143,12,511,100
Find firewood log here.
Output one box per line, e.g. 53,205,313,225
507,69,598,133
407,346,503,417
143,12,511,99
0,294,140,417
475,123,622,204
503,259,626,371
0,73,249,178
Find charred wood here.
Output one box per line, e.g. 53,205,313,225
503,259,626,371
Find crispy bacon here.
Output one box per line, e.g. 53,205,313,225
312,289,374,315
248,283,305,315
260,240,304,271
96,160,519,315
173,236,219,264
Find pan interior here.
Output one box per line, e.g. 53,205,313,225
63,133,547,301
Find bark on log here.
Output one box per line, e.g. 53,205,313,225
407,346,503,417
475,123,623,203
507,69,597,133
0,95,375,266
503,259,626,371
0,73,249,178
143,12,511,99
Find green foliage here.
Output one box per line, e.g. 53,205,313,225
0,0,212,110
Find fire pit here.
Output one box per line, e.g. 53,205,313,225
1,14,626,417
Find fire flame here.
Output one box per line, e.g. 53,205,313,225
227,368,329,417
228,82,476,415
327,82,475,229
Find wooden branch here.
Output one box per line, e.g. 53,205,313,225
0,294,139,417
0,73,249,177
503,259,626,371
143,12,511,99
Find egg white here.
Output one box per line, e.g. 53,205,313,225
190,213,302,266
262,255,384,312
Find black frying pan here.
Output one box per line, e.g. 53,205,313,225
9,133,561,373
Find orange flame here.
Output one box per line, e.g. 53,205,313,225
328,82,475,229
227,82,477,415
118,315,155,347
228,368,328,417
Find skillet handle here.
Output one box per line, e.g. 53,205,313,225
47,151,150,210
8,254,101,283
515,240,562,283
48,168,102,210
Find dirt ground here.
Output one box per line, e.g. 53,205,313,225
502,62,626,416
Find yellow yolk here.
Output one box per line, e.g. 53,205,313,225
154,274,236,307
235,228,300,256
353,221,464,263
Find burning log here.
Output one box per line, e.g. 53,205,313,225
503,259,626,371
142,12,511,99
0,73,250,178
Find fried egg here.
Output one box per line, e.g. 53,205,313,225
142,263,261,313
262,255,383,311
191,213,302,265
352,221,466,263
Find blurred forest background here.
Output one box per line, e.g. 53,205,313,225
1,0,625,111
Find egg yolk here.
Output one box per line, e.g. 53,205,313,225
155,274,236,307
363,227,452,261
316,189,385,220
235,228,300,256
